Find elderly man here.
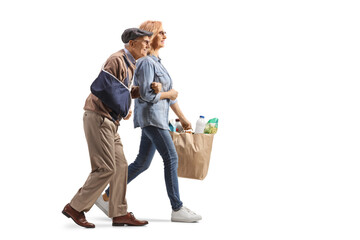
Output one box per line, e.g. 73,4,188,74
62,28,161,228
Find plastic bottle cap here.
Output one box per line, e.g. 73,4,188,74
200,116,204,118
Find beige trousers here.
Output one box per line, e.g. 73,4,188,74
70,111,128,218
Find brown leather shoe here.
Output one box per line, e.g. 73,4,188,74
113,212,148,226
62,203,95,228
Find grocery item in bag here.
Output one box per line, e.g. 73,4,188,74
195,115,206,134
175,119,184,133
204,118,218,134
169,119,176,132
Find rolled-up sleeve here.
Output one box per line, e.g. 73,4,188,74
170,99,177,105
135,59,161,104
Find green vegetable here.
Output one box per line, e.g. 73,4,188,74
204,118,218,134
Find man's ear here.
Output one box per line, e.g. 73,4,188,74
129,40,135,47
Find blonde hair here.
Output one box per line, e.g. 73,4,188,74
139,20,163,55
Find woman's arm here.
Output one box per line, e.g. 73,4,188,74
136,59,160,103
160,89,178,100
131,83,162,99
136,59,177,102
170,101,192,130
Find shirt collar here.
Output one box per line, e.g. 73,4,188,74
149,54,161,63
124,48,136,65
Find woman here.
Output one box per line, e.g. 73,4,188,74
99,21,201,223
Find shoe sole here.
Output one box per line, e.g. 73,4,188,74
112,223,148,227
171,217,202,223
62,210,95,228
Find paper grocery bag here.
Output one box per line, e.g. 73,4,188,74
170,132,215,180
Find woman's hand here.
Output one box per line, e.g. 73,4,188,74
170,102,192,130
180,118,192,130
151,82,162,93
123,109,132,120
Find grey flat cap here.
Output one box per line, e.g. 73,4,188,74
121,28,153,43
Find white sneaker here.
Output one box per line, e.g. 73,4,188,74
95,195,109,217
171,206,202,223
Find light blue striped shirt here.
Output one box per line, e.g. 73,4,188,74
133,55,177,129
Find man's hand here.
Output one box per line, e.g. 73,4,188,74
151,82,162,93
124,109,132,120
131,86,140,99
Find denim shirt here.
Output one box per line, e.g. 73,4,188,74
133,55,177,129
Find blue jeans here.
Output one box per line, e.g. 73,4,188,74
106,126,183,211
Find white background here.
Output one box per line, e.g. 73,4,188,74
1,0,359,239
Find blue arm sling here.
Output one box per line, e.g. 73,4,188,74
90,56,131,121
